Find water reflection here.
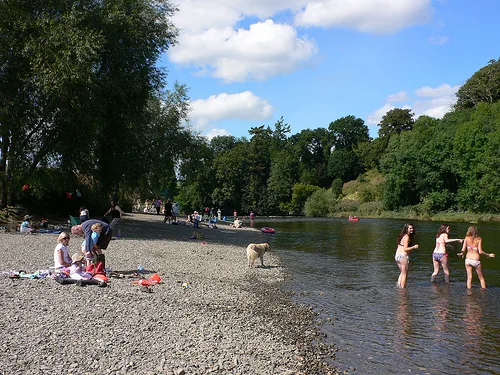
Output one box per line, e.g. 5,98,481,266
463,291,484,356
395,288,413,346
431,283,450,334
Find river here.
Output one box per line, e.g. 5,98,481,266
255,217,500,375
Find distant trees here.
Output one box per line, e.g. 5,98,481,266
2,7,500,225
378,108,415,139
327,115,368,182
455,59,500,110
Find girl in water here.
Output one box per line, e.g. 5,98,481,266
458,226,495,289
431,224,463,283
395,223,419,288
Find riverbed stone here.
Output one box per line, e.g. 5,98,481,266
0,213,338,374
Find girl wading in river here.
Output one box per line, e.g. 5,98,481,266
431,224,463,283
458,226,495,289
395,223,419,288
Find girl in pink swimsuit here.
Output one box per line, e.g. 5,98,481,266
458,226,495,289
431,224,463,283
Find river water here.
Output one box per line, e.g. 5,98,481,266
255,217,500,375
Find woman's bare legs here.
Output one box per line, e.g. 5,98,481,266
476,264,487,289
397,258,409,288
431,258,440,282
465,263,473,289
441,256,450,283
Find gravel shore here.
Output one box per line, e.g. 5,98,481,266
0,213,337,375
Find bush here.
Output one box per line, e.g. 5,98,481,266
304,189,335,217
334,199,360,213
342,180,361,196
331,178,343,199
422,191,454,213
357,201,383,216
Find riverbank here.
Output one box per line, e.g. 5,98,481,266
0,213,338,375
330,210,500,223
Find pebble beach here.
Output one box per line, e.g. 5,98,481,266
0,213,338,375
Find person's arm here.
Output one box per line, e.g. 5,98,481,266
57,249,71,267
478,239,495,258
444,234,463,243
458,238,467,257
402,235,418,253
104,208,111,216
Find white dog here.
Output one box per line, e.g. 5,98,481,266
246,243,270,268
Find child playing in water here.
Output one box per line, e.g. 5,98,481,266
458,226,495,289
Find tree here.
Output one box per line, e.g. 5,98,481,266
454,102,500,212
212,143,250,214
327,149,361,182
354,137,387,170
291,183,321,214
377,108,415,139
267,149,299,213
328,115,369,150
244,125,273,213
0,0,179,207
210,135,239,155
380,115,460,211
289,128,333,188
455,59,500,110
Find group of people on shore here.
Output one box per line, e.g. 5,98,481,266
54,218,113,280
395,223,495,289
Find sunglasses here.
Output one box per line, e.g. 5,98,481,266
62,237,70,240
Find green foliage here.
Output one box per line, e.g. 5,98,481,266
291,183,321,214
421,191,454,213
334,199,360,213
357,201,384,216
377,108,415,139
455,59,500,110
328,115,369,150
304,188,335,217
380,115,460,211
454,102,500,212
0,0,181,208
327,149,361,182
355,137,388,170
290,128,332,188
212,143,249,213
355,169,384,203
267,149,299,213
342,180,361,196
331,178,343,198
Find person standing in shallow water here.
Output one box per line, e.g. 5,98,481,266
431,224,463,283
458,225,495,289
395,223,419,288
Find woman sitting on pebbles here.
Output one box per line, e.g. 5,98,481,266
54,232,72,269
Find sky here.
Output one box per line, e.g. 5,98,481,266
159,0,500,139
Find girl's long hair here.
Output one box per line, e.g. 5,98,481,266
435,224,449,238
466,225,479,239
397,223,416,245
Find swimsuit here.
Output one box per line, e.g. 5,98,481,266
395,253,408,262
465,245,481,267
465,259,481,267
433,252,447,262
